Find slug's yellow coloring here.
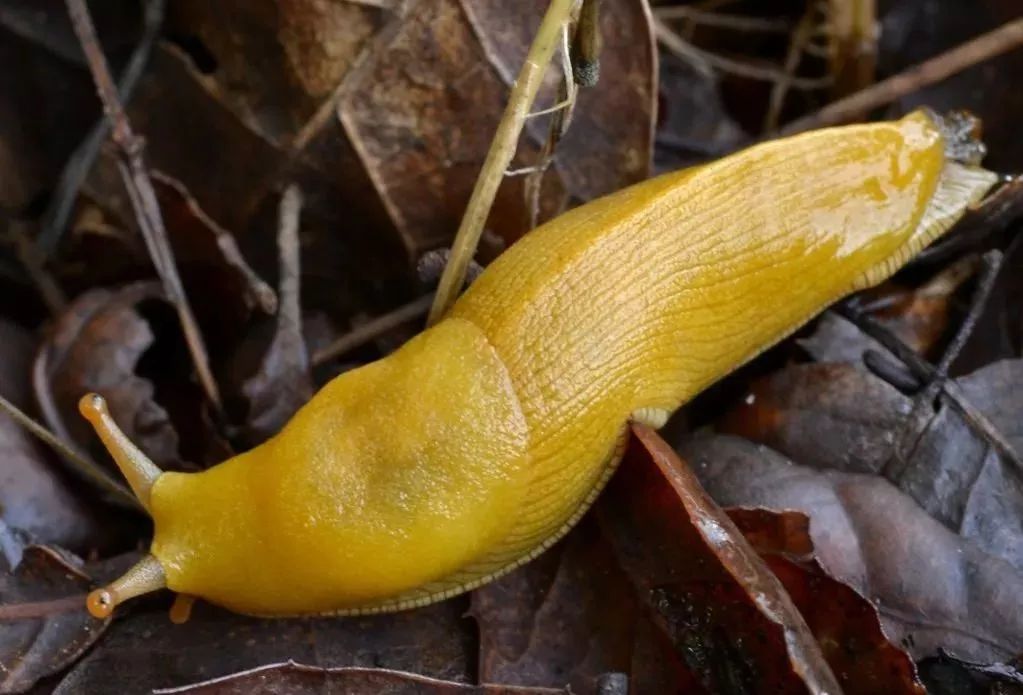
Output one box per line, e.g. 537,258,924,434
83,110,996,618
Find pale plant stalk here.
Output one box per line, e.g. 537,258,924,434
427,0,578,326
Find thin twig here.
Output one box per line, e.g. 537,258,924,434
838,253,1023,476
781,18,1023,134
66,0,222,413
763,8,816,132
312,294,434,366
654,6,791,33
525,23,579,228
427,0,577,326
6,220,66,314
0,595,88,620
38,0,166,256
654,17,832,88
0,392,139,511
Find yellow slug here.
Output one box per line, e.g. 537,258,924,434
82,110,996,619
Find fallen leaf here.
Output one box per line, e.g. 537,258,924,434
152,662,568,695
0,521,110,694
97,0,656,281
893,358,1023,570
53,599,476,694
720,362,912,475
721,354,1023,572
33,282,184,471
685,433,1023,663
726,512,925,695
471,518,636,693
597,424,842,694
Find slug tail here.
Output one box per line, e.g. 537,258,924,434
852,160,997,290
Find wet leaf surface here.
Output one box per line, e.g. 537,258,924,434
598,424,843,695
685,433,1023,663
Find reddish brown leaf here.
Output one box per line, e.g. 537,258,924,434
152,663,567,695
597,424,842,694
686,434,1023,663
726,511,925,695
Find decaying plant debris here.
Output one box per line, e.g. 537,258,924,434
2,1,1023,693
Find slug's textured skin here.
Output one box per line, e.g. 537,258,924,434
116,112,997,616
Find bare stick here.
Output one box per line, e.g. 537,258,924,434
655,17,832,88
66,0,222,412
427,0,577,326
39,0,166,256
763,8,816,132
7,220,66,314
654,6,790,33
313,294,433,366
0,392,139,511
781,18,1023,134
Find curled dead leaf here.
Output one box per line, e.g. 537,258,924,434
33,282,183,471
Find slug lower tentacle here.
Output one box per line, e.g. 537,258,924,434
83,110,997,618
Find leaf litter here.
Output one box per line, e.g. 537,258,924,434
2,0,1023,693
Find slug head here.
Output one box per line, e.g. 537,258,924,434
80,318,531,618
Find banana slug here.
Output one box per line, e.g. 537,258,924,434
83,110,996,619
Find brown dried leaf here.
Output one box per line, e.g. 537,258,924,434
720,362,912,475
105,0,655,282
0,523,109,694
597,424,842,694
471,518,636,692
54,600,476,694
33,282,183,470
154,663,567,695
685,434,1023,663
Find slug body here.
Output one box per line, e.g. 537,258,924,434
85,111,996,617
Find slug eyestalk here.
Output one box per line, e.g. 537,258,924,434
79,393,168,617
